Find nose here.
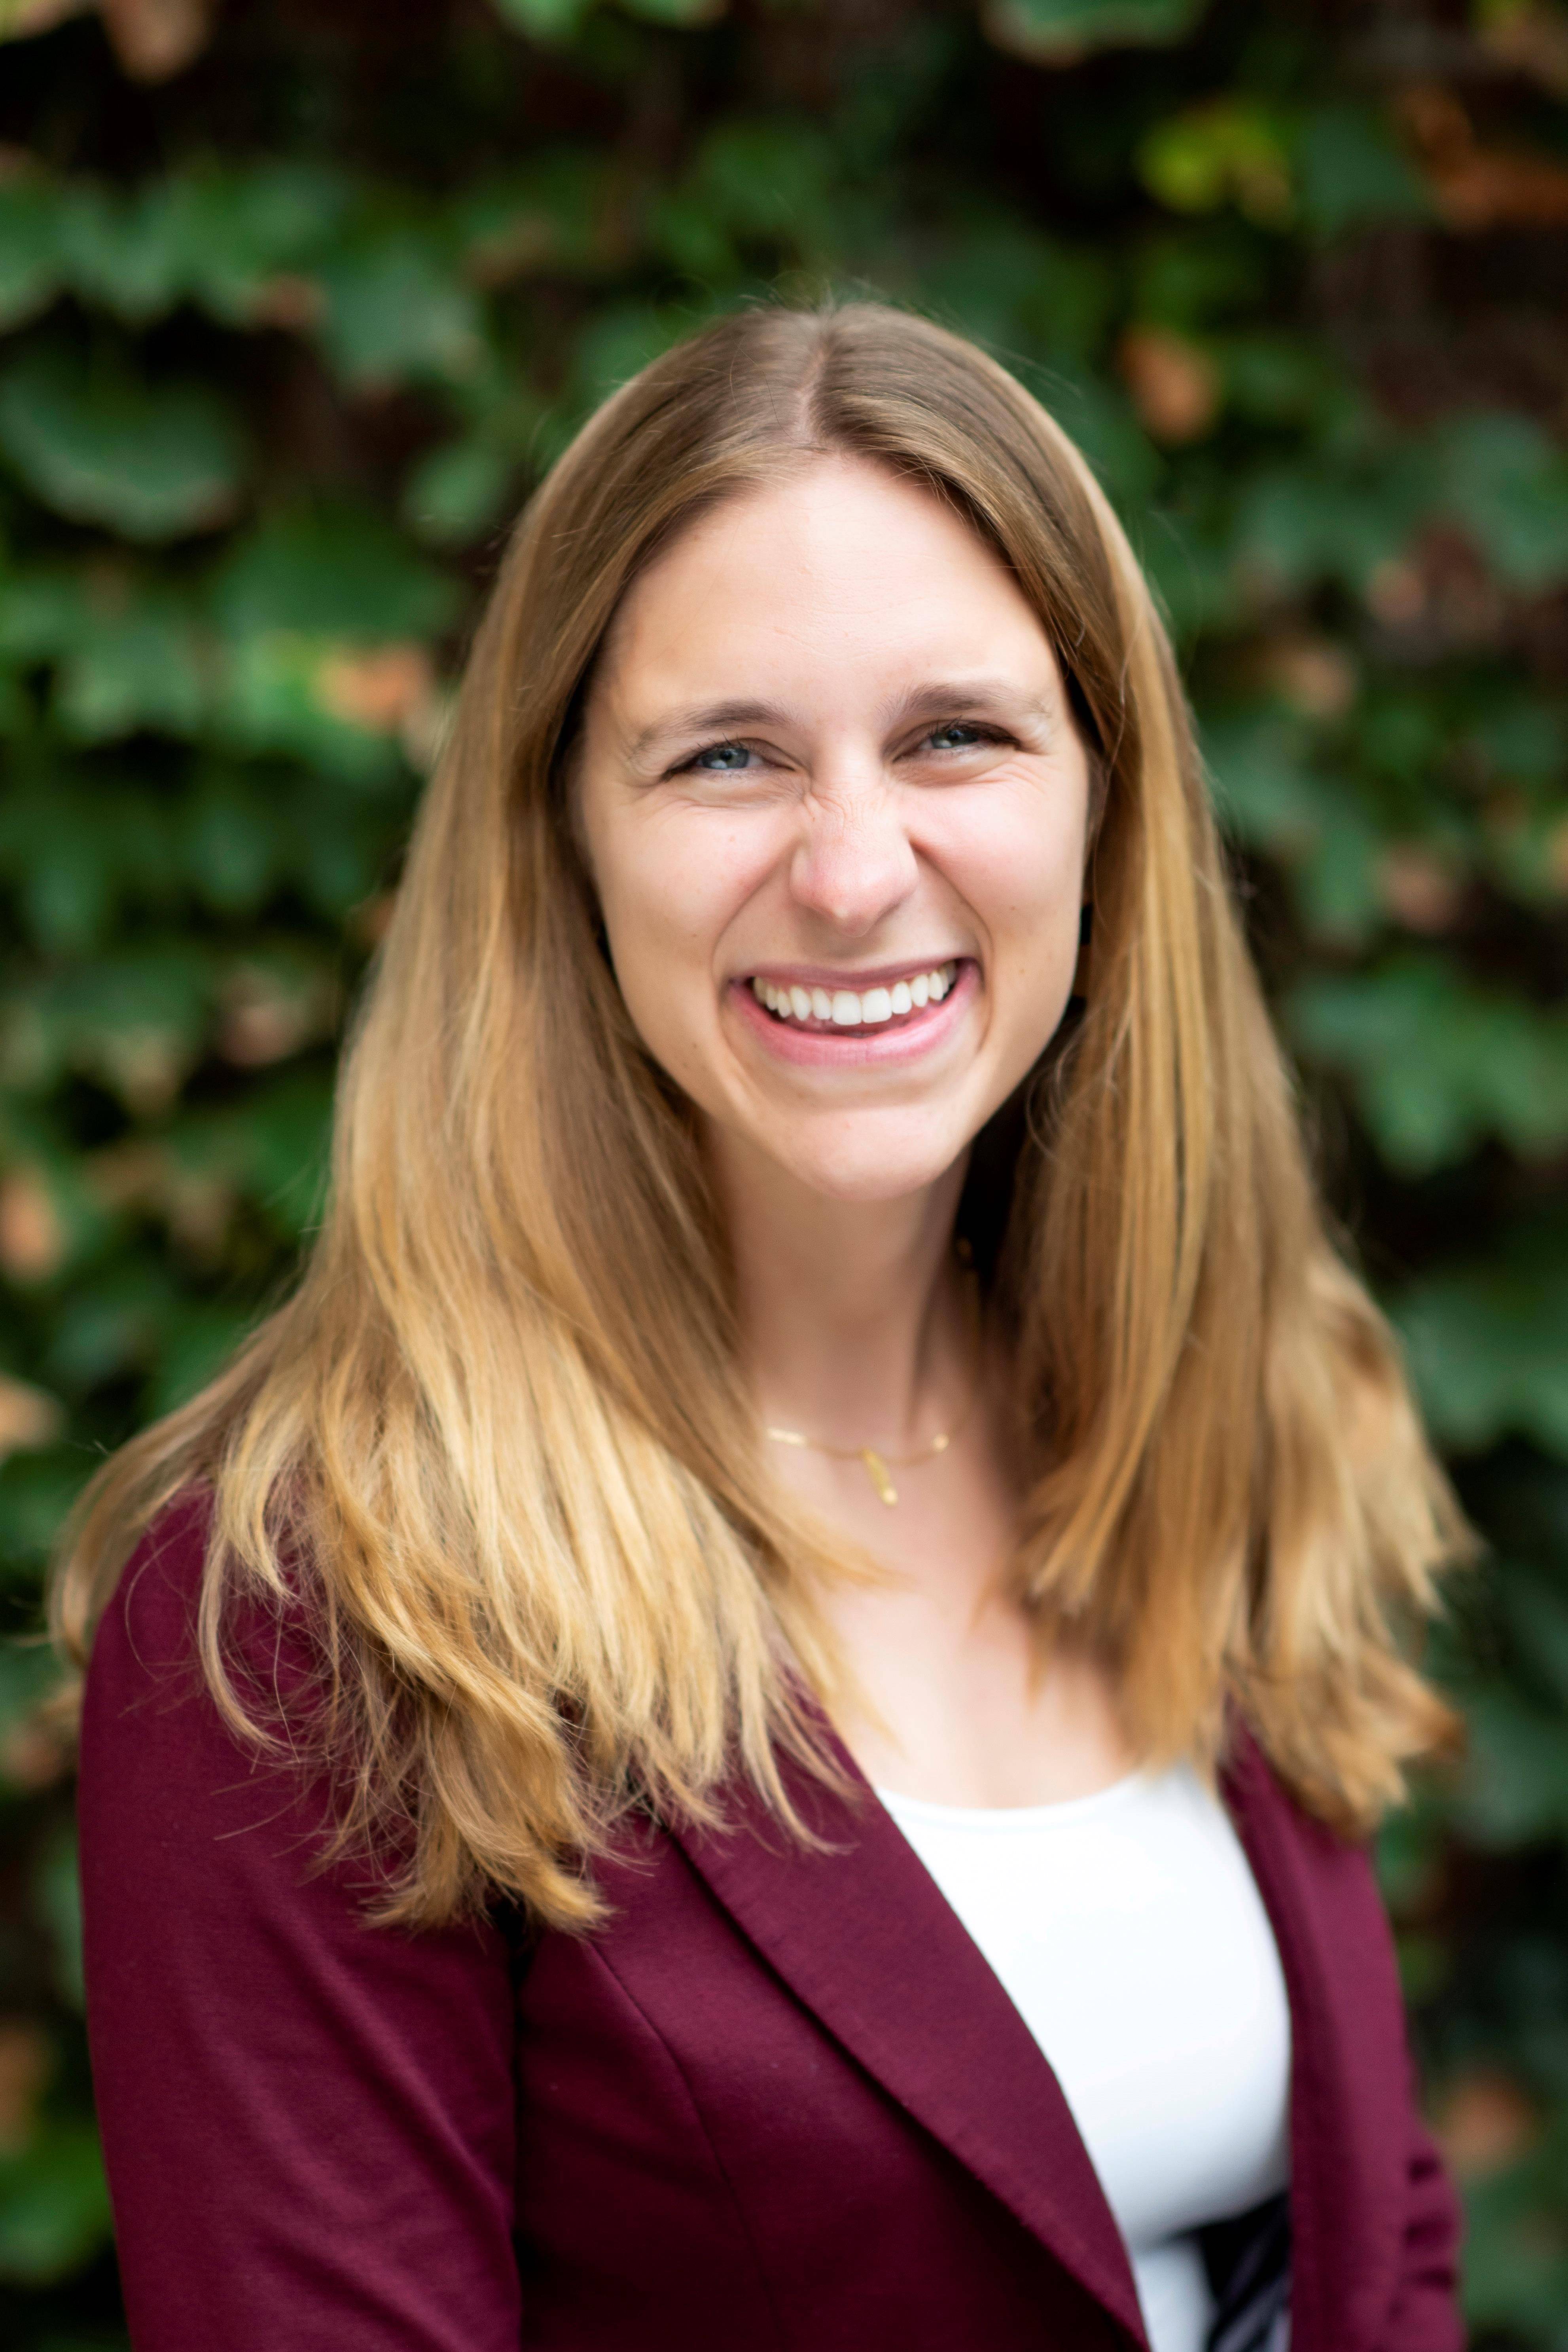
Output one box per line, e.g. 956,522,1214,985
788,773,920,937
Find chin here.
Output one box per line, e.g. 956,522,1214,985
763,1117,973,1207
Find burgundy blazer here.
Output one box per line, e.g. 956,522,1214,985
78,1501,1464,2351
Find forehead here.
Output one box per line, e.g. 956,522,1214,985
593,454,1059,711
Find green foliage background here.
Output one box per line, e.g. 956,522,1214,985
0,0,1564,2341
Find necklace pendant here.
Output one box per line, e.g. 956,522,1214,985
860,1448,899,1506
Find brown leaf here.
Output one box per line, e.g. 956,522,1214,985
0,1373,62,1459
1545,814,1568,895
314,642,436,735
1399,80,1568,229
99,0,215,80
218,966,339,1069
1117,326,1221,443
1480,0,1568,100
1433,2067,1538,2181
1365,559,1428,627
250,273,325,331
1257,634,1358,720
0,2021,51,2157
95,1028,191,1117
0,1167,65,1284
1378,846,1466,934
0,1708,74,1792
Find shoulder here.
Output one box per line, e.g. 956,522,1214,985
79,1488,348,1894
85,1487,322,1740
87,1487,212,1692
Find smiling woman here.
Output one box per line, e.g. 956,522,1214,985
52,302,1466,2352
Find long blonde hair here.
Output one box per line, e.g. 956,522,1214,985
52,300,1466,1930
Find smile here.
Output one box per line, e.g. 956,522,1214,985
730,957,976,1069
749,962,958,1035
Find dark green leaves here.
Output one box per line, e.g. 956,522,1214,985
0,347,246,541
986,0,1209,62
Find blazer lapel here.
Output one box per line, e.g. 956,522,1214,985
669,1742,1147,2347
1221,1728,1407,2352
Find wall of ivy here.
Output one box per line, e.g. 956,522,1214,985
0,0,1564,2342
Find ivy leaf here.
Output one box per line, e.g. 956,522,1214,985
53,180,188,326
1288,957,1568,1172
54,598,212,741
401,437,515,546
315,230,485,390
483,0,596,42
620,0,727,20
1138,100,1294,225
1394,1233,1568,1458
1434,412,1568,592
985,0,1209,64
0,346,246,541
0,2119,112,2285
0,174,62,331
212,508,458,642
1293,105,1429,239
172,162,349,324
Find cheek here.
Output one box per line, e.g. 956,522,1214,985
595,808,773,1033
936,774,1088,975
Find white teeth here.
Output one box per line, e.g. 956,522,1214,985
750,963,959,1028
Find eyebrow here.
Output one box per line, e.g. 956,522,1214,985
620,677,1062,771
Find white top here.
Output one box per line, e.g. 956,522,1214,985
878,1764,1291,2352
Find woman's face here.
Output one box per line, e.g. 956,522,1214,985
576,454,1093,1205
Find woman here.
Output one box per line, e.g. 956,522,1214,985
58,300,1466,2352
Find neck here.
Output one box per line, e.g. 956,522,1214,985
709,1131,971,1450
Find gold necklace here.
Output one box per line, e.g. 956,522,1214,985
763,1288,983,1507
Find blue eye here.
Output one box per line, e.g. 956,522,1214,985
927,722,988,752
694,741,752,772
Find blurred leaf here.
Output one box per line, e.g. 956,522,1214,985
0,347,246,541
213,508,458,642
1231,455,1424,593
170,162,348,324
986,0,1209,63
455,154,617,283
54,602,211,742
1459,1685,1568,1844
620,0,726,19
32,1826,82,2010
1395,1235,1568,1457
401,437,515,545
315,230,485,389
1288,958,1568,1171
1293,105,1429,238
1435,412,1568,591
1138,100,1294,223
0,176,63,332
484,0,595,39
0,2120,112,2286
53,182,187,326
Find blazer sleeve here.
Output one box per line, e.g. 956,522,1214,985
77,1500,523,2352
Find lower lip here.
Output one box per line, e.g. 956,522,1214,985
729,962,978,1068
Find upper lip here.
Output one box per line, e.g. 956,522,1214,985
739,955,970,990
